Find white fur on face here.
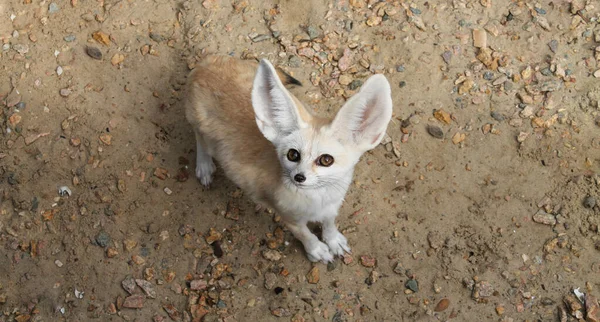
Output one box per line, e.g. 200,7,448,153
276,127,359,192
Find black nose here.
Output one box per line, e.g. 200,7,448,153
294,174,306,183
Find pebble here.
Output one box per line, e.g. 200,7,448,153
587,295,600,322
149,32,164,43
190,279,207,291
483,71,494,80
594,70,600,78
96,231,111,247
583,196,596,209
360,255,376,267
163,304,180,321
262,249,282,261
491,111,505,122
396,65,405,72
12,44,29,55
122,295,145,309
49,2,59,13
64,34,76,42
251,34,271,42
86,46,103,60
427,125,444,139
59,88,72,97
122,277,136,294
135,279,156,298
532,210,556,225
306,26,319,40
473,29,487,48
435,298,450,312
441,51,452,64
548,39,558,53
472,281,494,300
405,279,419,292
264,272,277,289
348,80,363,91
307,266,320,284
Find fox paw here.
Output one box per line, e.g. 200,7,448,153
324,231,351,257
305,241,334,263
195,161,216,187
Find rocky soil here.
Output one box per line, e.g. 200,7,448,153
1,0,600,321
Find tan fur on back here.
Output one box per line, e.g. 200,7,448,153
185,55,326,205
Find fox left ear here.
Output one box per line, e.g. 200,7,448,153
330,74,393,151
251,59,308,143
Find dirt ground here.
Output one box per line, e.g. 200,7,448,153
1,0,600,321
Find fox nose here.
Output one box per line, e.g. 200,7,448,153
294,174,306,183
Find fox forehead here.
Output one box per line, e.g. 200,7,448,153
286,126,343,157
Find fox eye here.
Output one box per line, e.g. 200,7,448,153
287,149,301,162
317,154,334,167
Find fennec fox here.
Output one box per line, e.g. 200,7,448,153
185,55,392,263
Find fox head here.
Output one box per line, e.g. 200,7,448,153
251,59,393,190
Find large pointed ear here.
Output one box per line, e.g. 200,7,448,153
330,74,393,151
251,59,307,142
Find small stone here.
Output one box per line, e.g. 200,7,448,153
360,255,376,267
64,34,76,42
49,2,59,13
399,80,407,88
271,308,291,317
190,279,207,291
55,260,63,267
348,80,363,91
594,70,600,78
264,273,277,290
122,277,136,294
262,249,282,261
96,231,111,247
306,26,319,39
135,279,156,298
86,46,103,60
149,32,164,43
517,132,529,143
106,247,118,258
405,279,419,292
131,255,146,265
452,132,466,145
483,71,494,80
99,133,112,145
338,48,352,72
548,40,558,53
297,47,315,58
496,305,505,315
339,75,352,86
396,65,405,72
491,111,505,122
123,295,145,309
123,239,137,251
435,299,449,312
427,125,444,139
586,295,600,322
251,34,271,42
307,266,320,284
111,53,125,65
434,109,452,124
163,304,180,321
473,29,487,48
92,31,111,46
583,196,596,209
472,281,494,300
533,210,556,225
59,88,72,97
154,168,168,180
492,75,508,86
366,270,379,285
441,51,452,64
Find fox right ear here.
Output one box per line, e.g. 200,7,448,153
251,59,307,142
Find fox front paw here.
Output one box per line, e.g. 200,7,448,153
324,232,351,257
195,161,216,187
305,241,334,263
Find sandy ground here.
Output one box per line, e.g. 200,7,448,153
1,0,600,321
